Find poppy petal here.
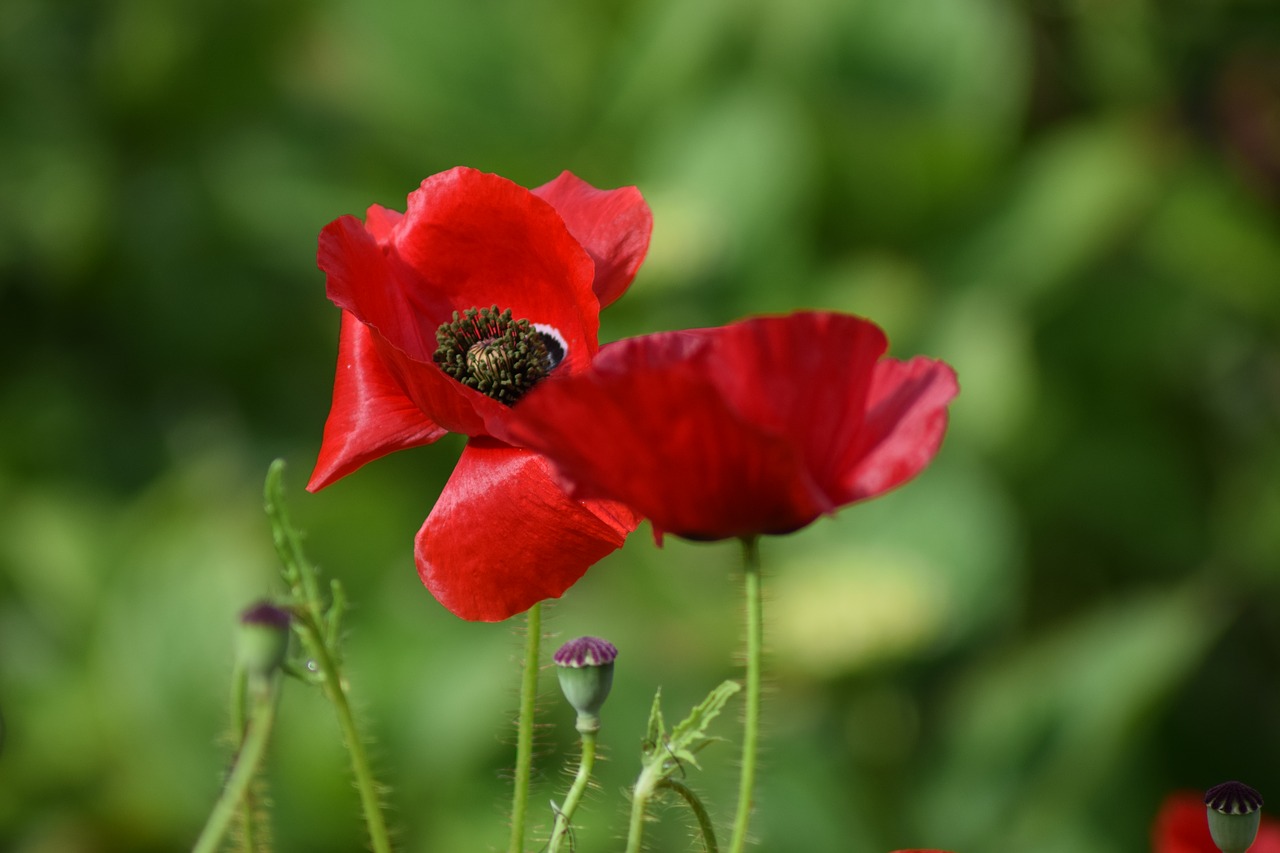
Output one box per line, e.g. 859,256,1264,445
706,312,887,483
533,171,654,308
509,312,956,540
308,311,447,492
317,215,496,436
415,438,641,621
392,167,600,372
509,330,834,540
363,204,402,244
837,355,959,501
319,212,441,364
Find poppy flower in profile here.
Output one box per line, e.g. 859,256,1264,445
1154,791,1280,853
505,311,958,542
307,166,652,621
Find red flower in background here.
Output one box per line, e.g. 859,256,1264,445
308,167,651,621
505,312,958,542
1154,792,1280,852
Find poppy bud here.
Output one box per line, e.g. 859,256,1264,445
237,601,292,680
1205,780,1263,853
553,636,617,733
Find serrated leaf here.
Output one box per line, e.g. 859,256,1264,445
643,687,666,761
668,680,741,758
670,747,702,770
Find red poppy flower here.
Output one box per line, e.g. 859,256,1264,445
307,167,652,621
1154,791,1280,852
503,311,958,541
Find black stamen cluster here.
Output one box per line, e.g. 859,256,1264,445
434,306,552,405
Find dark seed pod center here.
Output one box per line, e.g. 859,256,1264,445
434,306,564,405
1206,781,1263,815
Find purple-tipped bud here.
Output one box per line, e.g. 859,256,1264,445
1205,781,1263,853
237,601,292,678
553,637,617,732
554,636,618,668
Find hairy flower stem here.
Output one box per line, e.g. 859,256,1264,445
263,462,392,853
728,536,763,853
193,674,280,853
623,757,665,853
227,664,264,852
547,726,597,853
659,778,720,853
298,610,392,853
509,602,542,853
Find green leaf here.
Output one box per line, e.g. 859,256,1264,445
643,687,666,762
667,680,742,770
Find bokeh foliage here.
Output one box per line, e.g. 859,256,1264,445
1,0,1279,850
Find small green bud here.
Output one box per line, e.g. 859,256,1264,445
553,637,617,733
237,601,292,679
1205,780,1263,853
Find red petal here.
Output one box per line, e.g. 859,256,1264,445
317,216,496,435
835,355,959,502
415,438,641,621
509,312,956,540
509,326,835,540
1153,793,1216,852
391,167,600,372
316,168,607,438
705,312,886,490
319,212,441,364
308,311,447,491
1256,822,1280,852
533,171,653,308
363,204,402,244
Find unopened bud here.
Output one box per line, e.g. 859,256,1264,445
553,636,617,733
1205,780,1263,853
237,601,291,679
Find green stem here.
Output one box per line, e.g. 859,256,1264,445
546,727,597,853
508,601,542,853
728,536,762,853
623,761,664,853
193,676,279,853
658,778,720,853
263,463,392,853
227,664,258,852
295,610,392,853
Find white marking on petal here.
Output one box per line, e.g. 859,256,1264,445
533,323,568,370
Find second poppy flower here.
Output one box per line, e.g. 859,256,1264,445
505,311,959,542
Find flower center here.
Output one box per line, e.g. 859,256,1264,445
434,305,565,405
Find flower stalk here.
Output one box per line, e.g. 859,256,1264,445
624,756,667,853
508,602,542,853
263,461,392,853
192,670,280,853
547,728,597,853
729,536,763,853
659,778,720,853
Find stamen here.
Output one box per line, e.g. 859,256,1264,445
434,306,564,404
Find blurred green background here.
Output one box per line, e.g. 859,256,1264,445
2,0,1279,850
